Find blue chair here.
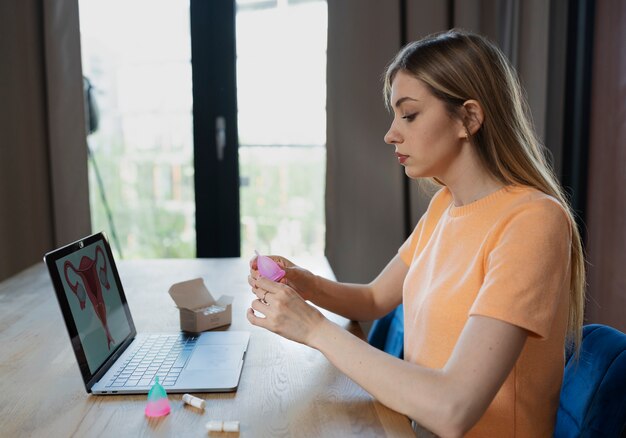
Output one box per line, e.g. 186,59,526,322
368,304,404,359
368,310,626,437
554,324,626,438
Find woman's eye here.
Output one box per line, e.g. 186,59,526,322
402,113,417,121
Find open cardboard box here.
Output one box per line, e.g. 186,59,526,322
168,278,233,333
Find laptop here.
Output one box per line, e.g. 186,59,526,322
43,231,250,394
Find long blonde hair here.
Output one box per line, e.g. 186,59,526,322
384,29,585,353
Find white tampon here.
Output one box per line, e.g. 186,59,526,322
205,420,240,433
222,421,240,432
205,420,223,432
182,393,206,410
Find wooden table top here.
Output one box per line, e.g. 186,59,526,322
0,258,413,437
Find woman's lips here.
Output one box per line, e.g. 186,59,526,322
395,152,409,164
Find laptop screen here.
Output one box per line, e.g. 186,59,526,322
45,232,136,388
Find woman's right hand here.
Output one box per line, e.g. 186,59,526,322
249,254,318,302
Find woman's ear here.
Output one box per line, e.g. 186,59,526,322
462,99,484,136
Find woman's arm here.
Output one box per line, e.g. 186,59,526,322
247,280,528,438
250,254,408,321
311,315,527,437
307,254,408,321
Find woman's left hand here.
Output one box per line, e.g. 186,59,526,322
247,276,326,346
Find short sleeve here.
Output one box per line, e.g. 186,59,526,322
399,216,425,266
398,187,451,266
469,199,572,339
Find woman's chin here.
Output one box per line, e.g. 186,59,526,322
404,167,430,180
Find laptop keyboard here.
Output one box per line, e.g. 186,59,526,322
106,334,198,388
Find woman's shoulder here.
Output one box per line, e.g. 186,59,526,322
498,185,572,234
414,186,453,226
429,186,453,209
424,184,570,228
428,185,565,214
503,186,568,216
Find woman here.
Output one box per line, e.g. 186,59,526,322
247,29,585,438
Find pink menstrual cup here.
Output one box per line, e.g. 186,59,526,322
145,376,171,418
255,250,286,281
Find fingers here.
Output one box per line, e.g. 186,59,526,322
247,307,269,329
255,276,285,293
249,274,283,295
250,296,270,312
248,275,274,304
248,296,272,329
248,274,258,290
275,256,295,271
246,288,324,346
249,280,292,311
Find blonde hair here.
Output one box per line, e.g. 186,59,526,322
384,29,585,353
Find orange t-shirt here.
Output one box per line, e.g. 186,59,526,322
399,185,571,437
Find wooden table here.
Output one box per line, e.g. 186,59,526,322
0,258,413,437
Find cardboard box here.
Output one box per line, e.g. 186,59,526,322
168,278,233,333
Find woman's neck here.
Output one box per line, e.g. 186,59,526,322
438,145,505,207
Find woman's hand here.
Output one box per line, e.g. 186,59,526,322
249,254,317,301
246,276,327,346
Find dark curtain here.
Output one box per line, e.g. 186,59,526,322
0,0,90,281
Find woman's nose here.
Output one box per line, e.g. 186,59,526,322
384,125,400,145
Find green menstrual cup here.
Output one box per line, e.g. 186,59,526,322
145,376,171,417
255,250,286,281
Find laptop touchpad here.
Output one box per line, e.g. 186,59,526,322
185,345,242,371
